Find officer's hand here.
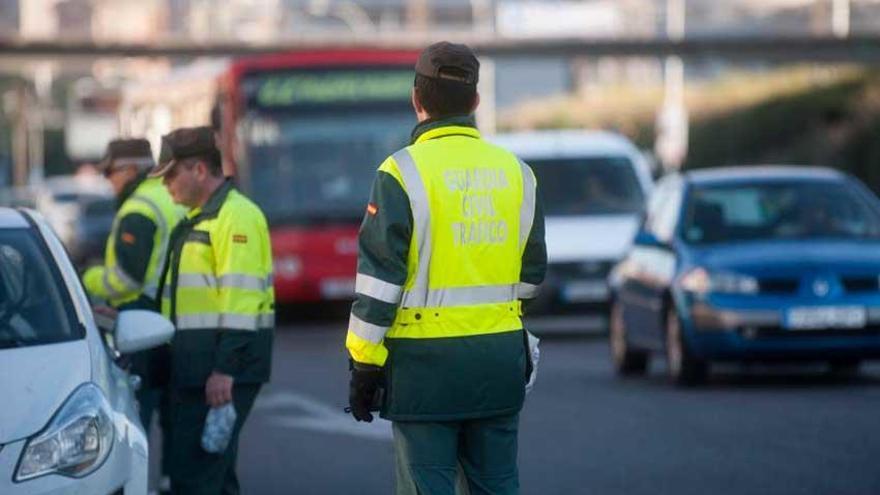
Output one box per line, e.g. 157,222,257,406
349,363,383,423
206,371,234,407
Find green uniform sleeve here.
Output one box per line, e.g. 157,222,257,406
115,213,157,285
346,168,413,366
211,208,273,376
520,186,547,287
82,212,157,302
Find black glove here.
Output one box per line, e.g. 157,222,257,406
348,361,384,423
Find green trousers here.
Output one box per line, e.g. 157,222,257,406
167,384,261,495
136,386,171,477
393,413,520,495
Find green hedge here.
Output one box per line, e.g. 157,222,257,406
684,72,880,193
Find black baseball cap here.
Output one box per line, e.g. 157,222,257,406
415,41,479,85
99,138,154,175
149,126,219,178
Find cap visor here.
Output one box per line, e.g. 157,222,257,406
148,160,176,178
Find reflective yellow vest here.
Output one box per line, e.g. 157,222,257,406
161,181,274,386
346,122,542,420
84,178,183,308
347,124,538,366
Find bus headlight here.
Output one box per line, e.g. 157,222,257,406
15,384,114,482
274,256,302,279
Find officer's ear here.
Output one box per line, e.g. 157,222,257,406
470,92,480,113
411,88,429,122
193,159,210,181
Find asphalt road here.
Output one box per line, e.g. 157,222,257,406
223,314,880,495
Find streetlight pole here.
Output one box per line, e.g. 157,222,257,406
655,0,688,172
832,0,850,38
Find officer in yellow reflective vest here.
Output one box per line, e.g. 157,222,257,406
83,138,184,487
150,127,274,495
346,42,547,494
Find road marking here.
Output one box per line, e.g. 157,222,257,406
254,390,392,441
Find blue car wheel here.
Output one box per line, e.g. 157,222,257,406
610,300,649,376
665,307,709,386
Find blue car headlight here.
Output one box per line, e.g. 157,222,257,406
679,267,759,296
15,383,114,482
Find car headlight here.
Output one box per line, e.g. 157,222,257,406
679,267,759,295
274,256,302,278
15,383,114,482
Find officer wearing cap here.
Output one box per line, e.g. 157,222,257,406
83,138,184,490
151,126,274,494
345,42,547,494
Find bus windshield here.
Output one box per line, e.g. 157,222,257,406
242,107,415,224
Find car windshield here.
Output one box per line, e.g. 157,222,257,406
0,228,81,349
683,180,880,244
525,156,645,215
242,107,414,225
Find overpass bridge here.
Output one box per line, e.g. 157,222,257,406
1,35,879,63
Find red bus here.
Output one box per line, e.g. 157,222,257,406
120,50,419,302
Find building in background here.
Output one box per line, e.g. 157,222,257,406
0,0,19,36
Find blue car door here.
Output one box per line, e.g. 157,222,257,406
621,178,682,348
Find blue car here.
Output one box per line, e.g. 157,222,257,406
608,166,880,385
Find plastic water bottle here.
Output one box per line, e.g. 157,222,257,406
201,403,237,454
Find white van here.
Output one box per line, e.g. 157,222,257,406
491,130,654,333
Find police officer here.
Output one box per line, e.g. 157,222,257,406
346,42,547,494
83,138,183,490
149,127,274,495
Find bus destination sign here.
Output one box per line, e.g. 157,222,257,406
249,70,413,108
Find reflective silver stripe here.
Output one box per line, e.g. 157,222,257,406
259,313,275,327
177,273,218,289
176,273,271,291
143,283,159,300
219,273,271,291
220,313,268,330
220,313,275,330
348,313,389,344
114,157,154,169
176,312,274,330
422,284,517,307
112,266,138,290
517,282,540,299
129,194,170,292
110,265,140,291
355,273,403,304
101,270,124,299
394,149,432,308
176,313,220,329
518,159,537,250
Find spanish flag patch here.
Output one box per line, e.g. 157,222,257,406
121,232,136,245
233,234,248,244
366,203,378,216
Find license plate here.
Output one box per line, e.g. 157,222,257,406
320,278,355,299
785,306,866,330
561,280,609,303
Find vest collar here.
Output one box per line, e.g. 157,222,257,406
117,172,148,208
187,178,234,220
411,115,480,144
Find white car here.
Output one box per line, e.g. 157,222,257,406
491,130,653,333
0,207,172,495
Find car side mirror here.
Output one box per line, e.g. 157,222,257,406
634,230,663,248
114,310,174,354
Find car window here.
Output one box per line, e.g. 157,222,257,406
683,180,880,244
0,228,82,349
526,156,645,215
